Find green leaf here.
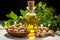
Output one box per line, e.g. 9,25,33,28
38,1,43,8
6,14,11,18
16,16,24,24
6,20,14,27
36,1,55,27
10,11,18,20
57,15,60,22
6,11,18,20
43,3,46,8
49,20,57,32
1,21,5,27
20,10,27,16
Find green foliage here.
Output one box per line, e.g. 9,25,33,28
16,16,24,25
35,1,59,32
1,21,5,27
1,11,25,27
57,15,60,27
35,1,55,26
56,15,60,30
1,20,14,27
6,20,14,27
49,20,57,32
0,1,60,32
1,11,18,27
20,10,27,16
37,1,46,8
6,11,18,20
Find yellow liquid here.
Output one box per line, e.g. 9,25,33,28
24,13,38,33
24,13,38,40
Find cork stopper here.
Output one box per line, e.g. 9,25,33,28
28,1,35,10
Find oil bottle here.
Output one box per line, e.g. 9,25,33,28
24,1,38,39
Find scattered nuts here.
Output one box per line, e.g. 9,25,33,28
37,27,54,37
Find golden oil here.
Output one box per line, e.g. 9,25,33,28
24,1,38,40
25,13,38,40
24,13,38,33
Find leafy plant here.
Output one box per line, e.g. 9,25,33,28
6,11,18,20
34,1,60,32
6,20,14,27
20,10,27,16
0,1,60,32
16,16,24,25
1,21,5,27
56,15,60,31
1,11,24,27
1,19,14,27
35,2,55,26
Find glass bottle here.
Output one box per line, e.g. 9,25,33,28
24,1,38,37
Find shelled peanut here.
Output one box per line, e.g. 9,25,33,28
6,24,27,33
36,27,54,37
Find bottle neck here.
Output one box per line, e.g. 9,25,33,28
26,7,36,13
28,10,34,13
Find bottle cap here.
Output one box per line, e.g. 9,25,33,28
28,1,35,10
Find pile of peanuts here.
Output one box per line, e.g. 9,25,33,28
7,24,27,33
6,24,54,37
36,27,54,37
